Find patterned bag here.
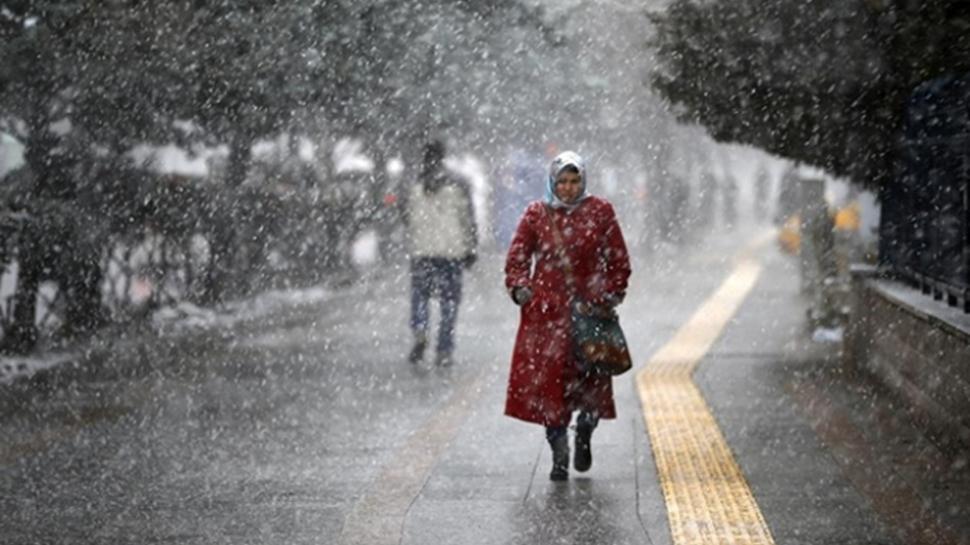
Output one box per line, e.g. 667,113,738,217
543,205,633,376
570,303,633,376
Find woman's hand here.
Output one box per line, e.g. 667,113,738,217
601,292,625,308
574,298,618,318
511,286,533,306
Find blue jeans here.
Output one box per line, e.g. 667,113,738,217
410,258,463,355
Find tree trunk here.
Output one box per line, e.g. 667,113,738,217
62,248,107,337
226,132,251,189
201,133,251,304
315,135,340,275
4,244,40,354
4,131,55,354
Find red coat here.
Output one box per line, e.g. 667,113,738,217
504,197,631,427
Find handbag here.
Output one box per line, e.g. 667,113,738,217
542,205,633,376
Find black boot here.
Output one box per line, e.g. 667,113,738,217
435,350,453,367
574,422,593,472
548,431,569,481
408,333,427,364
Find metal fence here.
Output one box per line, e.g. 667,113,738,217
0,170,396,349
880,74,970,313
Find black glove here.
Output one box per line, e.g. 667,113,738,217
511,286,533,306
601,292,625,308
575,296,619,318
461,251,478,269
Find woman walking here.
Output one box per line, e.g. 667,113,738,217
504,151,632,481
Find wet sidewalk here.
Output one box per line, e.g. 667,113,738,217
2,228,968,544
347,231,890,545
339,229,970,545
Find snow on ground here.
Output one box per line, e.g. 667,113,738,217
1,132,25,178
0,352,78,386
812,326,845,344
151,284,332,336
875,279,970,337
0,283,333,385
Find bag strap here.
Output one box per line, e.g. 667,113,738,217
542,204,578,301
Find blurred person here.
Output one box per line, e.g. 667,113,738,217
696,169,717,231
721,172,738,229
504,151,632,481
669,175,690,244
492,148,543,249
753,164,771,219
404,140,478,367
774,165,802,226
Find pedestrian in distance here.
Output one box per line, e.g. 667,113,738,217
504,151,632,481
405,139,478,368
753,164,771,219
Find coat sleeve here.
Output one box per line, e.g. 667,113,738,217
458,181,478,255
594,202,631,305
505,203,538,292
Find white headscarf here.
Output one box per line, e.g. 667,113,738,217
545,151,589,211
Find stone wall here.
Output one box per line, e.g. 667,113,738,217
846,266,970,452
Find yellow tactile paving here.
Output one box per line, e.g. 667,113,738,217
636,249,775,545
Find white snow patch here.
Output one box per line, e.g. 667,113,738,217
152,301,219,330
874,280,970,337
1,132,25,178
0,352,77,385
351,229,380,267
0,283,334,385
129,143,224,177
811,326,844,344
152,285,332,335
334,138,375,173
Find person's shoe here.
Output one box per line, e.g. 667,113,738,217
435,351,454,367
549,433,569,481
574,423,593,472
408,334,427,364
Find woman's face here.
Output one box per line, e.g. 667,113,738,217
554,170,583,203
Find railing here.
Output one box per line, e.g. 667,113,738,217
879,73,970,314
894,267,970,314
